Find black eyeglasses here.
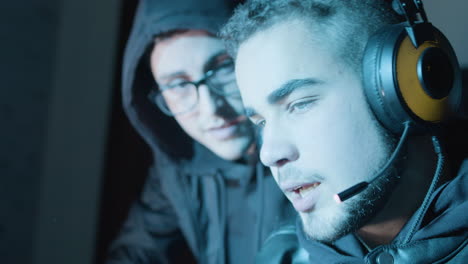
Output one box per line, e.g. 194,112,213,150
148,60,241,116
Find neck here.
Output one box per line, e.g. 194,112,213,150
357,135,447,249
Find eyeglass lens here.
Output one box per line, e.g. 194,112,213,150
155,59,239,116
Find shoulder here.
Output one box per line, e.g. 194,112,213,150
256,225,309,264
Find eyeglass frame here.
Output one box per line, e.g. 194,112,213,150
148,59,241,116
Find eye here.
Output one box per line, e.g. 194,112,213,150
288,97,318,114
256,119,266,128
167,79,190,88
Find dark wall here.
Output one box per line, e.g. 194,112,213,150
94,1,152,263
425,0,468,69
0,1,59,263
1,1,121,264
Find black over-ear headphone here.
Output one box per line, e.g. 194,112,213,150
362,0,464,134
336,0,465,203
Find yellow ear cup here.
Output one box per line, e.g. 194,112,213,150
396,36,450,123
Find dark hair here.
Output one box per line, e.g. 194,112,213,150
148,29,215,89
220,0,402,72
154,29,191,43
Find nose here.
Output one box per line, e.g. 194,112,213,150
259,124,299,168
197,84,223,115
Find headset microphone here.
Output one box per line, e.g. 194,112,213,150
334,121,411,203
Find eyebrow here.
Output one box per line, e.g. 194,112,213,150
203,51,230,73
267,78,322,104
158,51,229,83
158,71,188,83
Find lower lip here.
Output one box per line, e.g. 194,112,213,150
289,185,321,212
208,124,238,140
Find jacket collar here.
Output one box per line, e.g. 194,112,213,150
182,142,259,184
297,159,468,263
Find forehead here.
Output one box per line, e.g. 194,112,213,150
235,20,340,107
152,34,225,78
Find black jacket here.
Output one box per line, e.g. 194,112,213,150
106,0,295,263
297,159,468,264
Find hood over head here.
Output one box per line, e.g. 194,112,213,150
122,0,241,161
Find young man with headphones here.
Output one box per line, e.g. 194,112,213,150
221,0,467,262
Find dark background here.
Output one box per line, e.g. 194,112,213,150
0,1,466,264
94,1,148,264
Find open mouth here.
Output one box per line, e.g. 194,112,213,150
206,116,246,140
291,182,321,197
284,182,322,212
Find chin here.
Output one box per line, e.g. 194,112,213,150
214,149,243,161
208,138,251,161
301,176,397,243
300,200,354,243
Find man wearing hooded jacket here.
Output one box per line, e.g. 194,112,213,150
221,0,468,263
105,0,299,263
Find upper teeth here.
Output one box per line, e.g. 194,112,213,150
296,183,320,197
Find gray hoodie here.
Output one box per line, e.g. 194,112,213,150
106,0,295,263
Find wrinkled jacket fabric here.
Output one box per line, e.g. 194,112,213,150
105,0,295,263
297,159,468,264
255,225,309,264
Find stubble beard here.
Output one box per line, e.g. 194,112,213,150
300,127,402,243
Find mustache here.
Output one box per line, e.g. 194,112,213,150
276,166,323,183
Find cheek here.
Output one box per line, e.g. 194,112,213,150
269,167,280,184
224,97,246,116
174,114,202,138
294,94,373,170
322,96,386,179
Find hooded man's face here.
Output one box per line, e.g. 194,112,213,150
150,31,254,161
235,20,396,242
